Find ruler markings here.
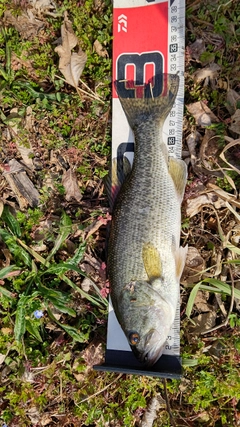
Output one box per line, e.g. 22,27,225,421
108,0,185,359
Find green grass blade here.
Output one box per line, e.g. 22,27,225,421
186,278,240,319
0,265,19,279
186,282,202,318
201,278,240,299
225,243,240,255
0,285,14,299
47,307,86,342
46,212,72,262
1,205,21,237
67,242,86,266
14,304,26,341
25,319,43,342
46,296,76,317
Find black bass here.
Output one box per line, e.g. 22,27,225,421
107,74,187,366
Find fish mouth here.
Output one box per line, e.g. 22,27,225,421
131,330,166,367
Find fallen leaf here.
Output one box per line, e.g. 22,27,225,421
0,353,6,365
93,39,108,57
181,247,205,285
188,39,206,61
28,0,57,17
193,63,221,86
186,192,226,217
186,101,219,127
84,217,109,239
229,109,240,134
4,10,44,40
62,168,82,202
55,12,87,88
81,340,104,371
140,395,165,427
194,290,211,312
0,199,4,217
226,89,240,115
190,312,217,334
27,406,40,424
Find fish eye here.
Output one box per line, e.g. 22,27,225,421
129,332,140,346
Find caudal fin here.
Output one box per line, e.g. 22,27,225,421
115,73,179,130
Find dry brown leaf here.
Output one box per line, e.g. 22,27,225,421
4,10,44,40
28,0,57,17
190,312,217,334
226,89,240,115
81,340,104,371
55,12,87,88
194,290,211,313
93,39,108,57
229,110,240,134
27,406,41,424
62,168,82,202
140,395,165,427
186,101,219,127
0,353,6,365
186,192,226,217
188,38,206,61
0,199,4,218
181,246,205,285
193,63,221,86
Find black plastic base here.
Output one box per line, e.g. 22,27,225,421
94,350,182,379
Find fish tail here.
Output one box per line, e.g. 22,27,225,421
115,73,179,129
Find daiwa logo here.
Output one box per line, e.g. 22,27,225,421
118,14,127,32
116,51,164,98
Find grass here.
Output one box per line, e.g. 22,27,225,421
0,0,240,426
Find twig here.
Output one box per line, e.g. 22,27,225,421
55,74,104,104
76,373,122,405
163,379,177,427
76,86,104,104
201,264,235,335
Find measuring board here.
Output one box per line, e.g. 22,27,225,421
94,0,185,378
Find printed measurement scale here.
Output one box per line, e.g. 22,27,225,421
94,0,185,378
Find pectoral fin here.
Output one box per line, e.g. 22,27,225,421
175,245,188,281
168,157,187,202
142,242,162,282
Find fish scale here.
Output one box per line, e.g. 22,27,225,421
107,75,187,366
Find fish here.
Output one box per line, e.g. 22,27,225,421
107,74,188,366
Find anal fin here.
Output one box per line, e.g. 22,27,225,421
175,245,188,281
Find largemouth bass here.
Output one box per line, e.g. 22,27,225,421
108,74,187,366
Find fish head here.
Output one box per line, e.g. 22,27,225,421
120,280,175,366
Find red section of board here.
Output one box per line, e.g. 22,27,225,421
113,2,168,98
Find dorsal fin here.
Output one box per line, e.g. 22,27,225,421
104,156,132,211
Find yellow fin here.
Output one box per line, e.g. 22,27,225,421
142,243,162,282
175,245,188,281
168,157,187,201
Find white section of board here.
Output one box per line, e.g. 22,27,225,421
114,0,167,8
112,98,134,158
